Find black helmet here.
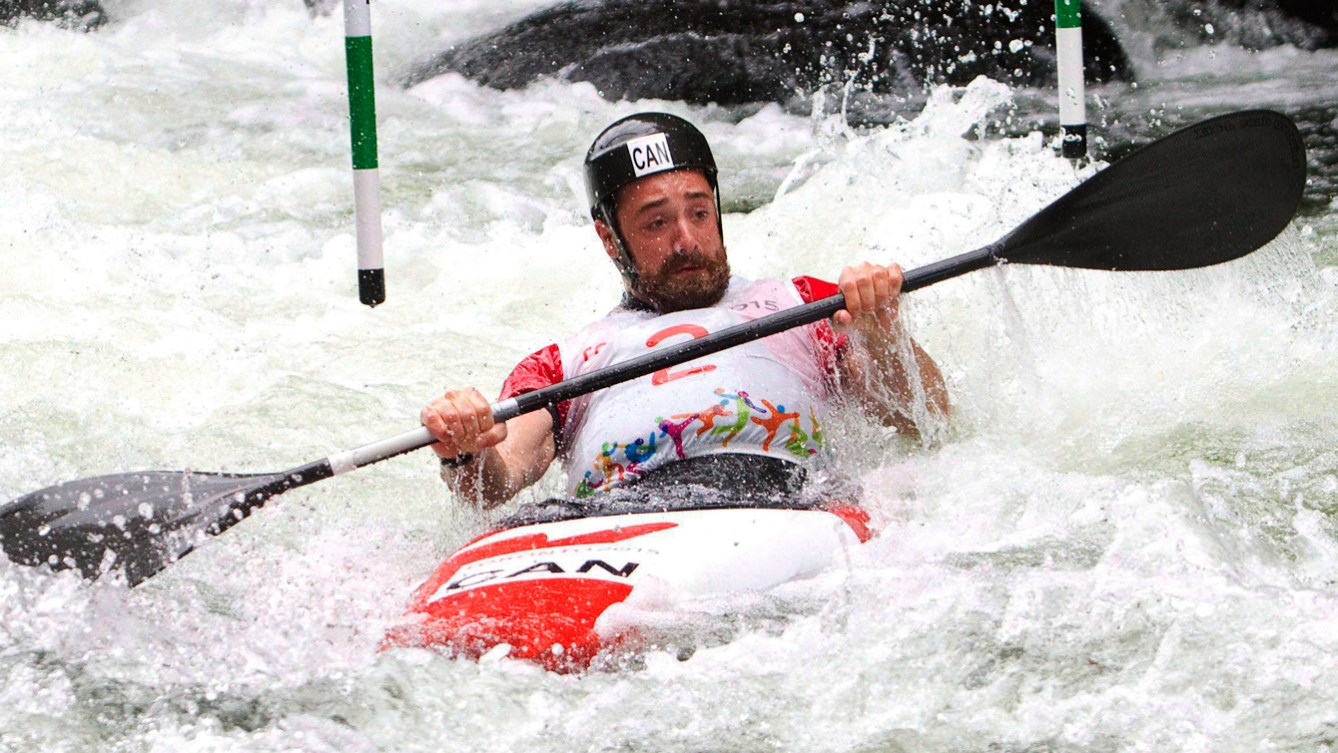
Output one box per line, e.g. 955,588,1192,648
583,113,722,285
584,112,718,218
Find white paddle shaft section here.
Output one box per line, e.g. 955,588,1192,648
329,426,434,475
326,399,520,475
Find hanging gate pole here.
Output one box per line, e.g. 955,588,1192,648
1055,0,1088,159
344,0,386,306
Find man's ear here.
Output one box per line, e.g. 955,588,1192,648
594,218,621,262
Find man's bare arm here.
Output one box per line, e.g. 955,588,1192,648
422,388,557,508
833,262,951,437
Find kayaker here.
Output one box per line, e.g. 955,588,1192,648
422,112,949,513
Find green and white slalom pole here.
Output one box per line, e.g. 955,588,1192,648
345,0,385,306
1054,0,1088,159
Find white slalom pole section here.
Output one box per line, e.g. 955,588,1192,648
1055,0,1088,158
345,0,385,306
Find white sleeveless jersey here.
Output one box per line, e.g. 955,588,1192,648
555,277,837,497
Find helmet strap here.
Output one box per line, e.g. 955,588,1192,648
597,203,640,289
711,182,723,249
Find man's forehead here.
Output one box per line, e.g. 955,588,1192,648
616,169,714,211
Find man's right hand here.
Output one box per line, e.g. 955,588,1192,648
420,388,509,460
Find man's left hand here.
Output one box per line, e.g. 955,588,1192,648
833,261,905,349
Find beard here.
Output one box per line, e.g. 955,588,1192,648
630,248,732,313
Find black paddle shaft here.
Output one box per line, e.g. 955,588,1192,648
0,109,1307,586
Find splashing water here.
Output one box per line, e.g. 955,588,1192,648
2,1,1337,751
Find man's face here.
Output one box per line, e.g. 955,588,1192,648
597,169,730,313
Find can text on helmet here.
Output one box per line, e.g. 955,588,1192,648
627,133,674,177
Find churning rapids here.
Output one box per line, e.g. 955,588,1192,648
2,1,1337,751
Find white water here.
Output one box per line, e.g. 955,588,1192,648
2,1,1337,751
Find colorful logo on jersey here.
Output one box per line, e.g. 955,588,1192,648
574,388,825,497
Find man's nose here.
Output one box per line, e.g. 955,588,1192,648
671,215,699,253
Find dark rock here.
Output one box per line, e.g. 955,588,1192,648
0,0,106,31
401,0,1133,105
1165,0,1338,50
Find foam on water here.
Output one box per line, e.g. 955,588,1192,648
2,1,1338,751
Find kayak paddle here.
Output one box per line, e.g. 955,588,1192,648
0,109,1307,586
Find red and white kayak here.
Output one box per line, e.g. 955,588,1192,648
382,504,873,672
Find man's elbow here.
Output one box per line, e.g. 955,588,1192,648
873,389,951,437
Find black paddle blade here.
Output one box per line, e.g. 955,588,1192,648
0,470,290,586
998,110,1307,271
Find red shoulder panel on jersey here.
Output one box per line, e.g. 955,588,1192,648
500,343,569,438
791,276,849,376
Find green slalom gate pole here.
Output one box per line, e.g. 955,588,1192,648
1054,0,1088,159
345,0,385,306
